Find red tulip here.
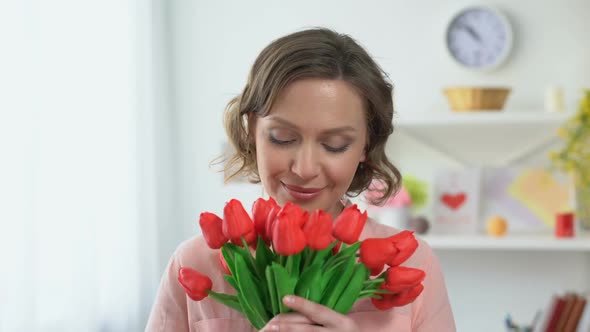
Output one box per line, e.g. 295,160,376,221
332,204,367,244
370,264,385,277
218,250,231,275
391,283,424,307
223,199,255,244
265,205,280,243
178,267,213,301
278,201,309,226
382,266,425,293
271,204,307,255
302,210,333,250
359,238,399,270
231,229,258,247
371,283,424,310
199,212,228,249
371,284,395,311
332,241,342,255
252,197,278,243
387,230,419,267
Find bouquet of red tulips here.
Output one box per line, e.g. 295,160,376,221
178,198,425,330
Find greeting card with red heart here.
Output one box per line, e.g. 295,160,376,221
441,192,467,210
433,169,481,234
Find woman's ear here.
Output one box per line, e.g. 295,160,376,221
360,147,367,162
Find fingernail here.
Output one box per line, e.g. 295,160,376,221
269,324,279,331
283,295,294,304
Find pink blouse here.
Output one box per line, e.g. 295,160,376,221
146,218,456,331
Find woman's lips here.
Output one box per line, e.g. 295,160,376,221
282,183,324,201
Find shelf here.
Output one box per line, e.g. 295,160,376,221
419,232,590,251
393,110,573,166
396,110,572,126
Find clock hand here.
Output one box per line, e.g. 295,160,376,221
465,25,482,43
458,23,482,43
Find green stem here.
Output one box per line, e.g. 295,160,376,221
286,255,294,275
363,278,384,285
303,248,315,270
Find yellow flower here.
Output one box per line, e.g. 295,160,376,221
549,89,590,184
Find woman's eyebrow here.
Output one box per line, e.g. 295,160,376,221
267,116,356,134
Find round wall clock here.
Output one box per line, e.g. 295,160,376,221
445,6,513,70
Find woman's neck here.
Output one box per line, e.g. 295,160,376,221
327,198,346,220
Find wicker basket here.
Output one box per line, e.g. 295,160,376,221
443,87,511,111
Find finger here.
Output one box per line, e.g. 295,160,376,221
282,295,339,327
267,312,314,325
261,322,324,332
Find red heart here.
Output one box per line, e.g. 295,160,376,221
441,193,466,210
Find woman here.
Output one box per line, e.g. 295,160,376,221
146,27,455,332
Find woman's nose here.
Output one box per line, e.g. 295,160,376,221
290,144,320,180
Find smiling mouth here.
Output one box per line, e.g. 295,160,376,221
281,182,324,201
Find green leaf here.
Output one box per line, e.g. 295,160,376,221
224,275,238,290
226,242,263,284
266,265,279,316
336,241,361,258
234,254,270,326
321,255,357,308
207,291,243,314
255,236,275,274
241,237,264,281
221,244,237,277
309,241,338,267
320,257,348,300
333,264,369,314
321,254,352,291
285,252,302,278
295,263,323,303
271,262,297,313
300,246,311,271
322,242,360,270
237,288,266,329
249,237,272,311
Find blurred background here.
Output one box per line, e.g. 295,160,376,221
2,0,589,331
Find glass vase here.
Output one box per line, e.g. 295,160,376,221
575,182,590,230
572,172,590,230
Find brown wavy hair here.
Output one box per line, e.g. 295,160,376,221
219,27,401,205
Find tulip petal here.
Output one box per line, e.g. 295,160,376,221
271,203,307,256
389,283,424,307
387,230,419,266
223,199,255,243
178,267,212,301
359,238,398,269
332,205,367,244
199,212,228,249
383,266,426,293
303,210,333,251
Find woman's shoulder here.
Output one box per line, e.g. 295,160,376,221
172,235,219,272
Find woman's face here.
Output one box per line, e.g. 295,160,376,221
253,78,367,217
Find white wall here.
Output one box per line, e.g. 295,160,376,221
164,0,590,330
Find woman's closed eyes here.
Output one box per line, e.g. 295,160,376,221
268,134,351,154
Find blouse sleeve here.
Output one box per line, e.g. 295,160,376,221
145,250,190,332
412,246,456,332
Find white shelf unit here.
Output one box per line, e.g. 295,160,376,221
388,109,589,332
394,110,573,166
420,233,590,251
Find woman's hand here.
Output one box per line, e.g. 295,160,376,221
260,295,360,332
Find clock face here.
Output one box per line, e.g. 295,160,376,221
446,7,512,70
